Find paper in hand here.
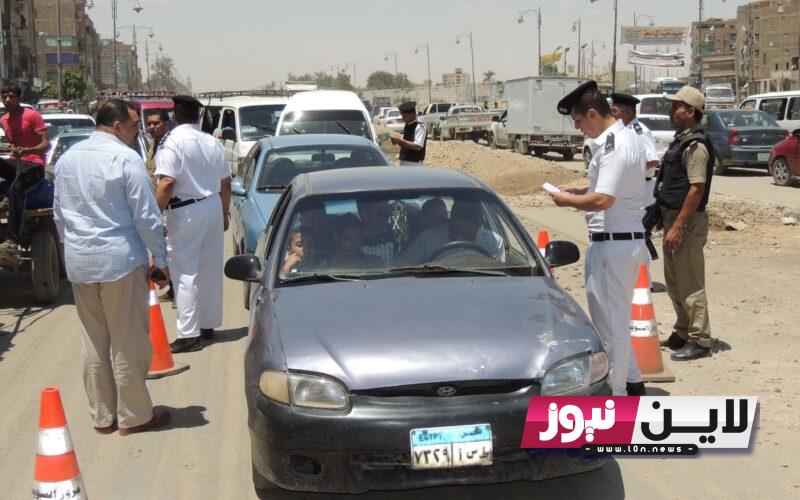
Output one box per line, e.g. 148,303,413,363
542,182,561,194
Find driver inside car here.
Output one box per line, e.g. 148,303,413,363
398,199,505,266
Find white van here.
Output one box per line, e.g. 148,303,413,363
198,95,289,174
275,90,377,144
739,91,800,132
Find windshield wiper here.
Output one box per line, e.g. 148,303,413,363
255,185,286,191
281,273,362,284
333,121,352,135
290,127,303,135
387,265,509,277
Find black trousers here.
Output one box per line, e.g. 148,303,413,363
0,158,44,244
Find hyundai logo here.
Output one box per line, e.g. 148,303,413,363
436,386,457,397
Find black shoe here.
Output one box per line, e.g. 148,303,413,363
200,328,215,340
670,342,711,361
660,332,687,351
626,382,647,396
170,337,202,354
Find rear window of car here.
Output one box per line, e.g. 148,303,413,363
638,117,673,132
280,110,372,140
255,146,389,188
45,118,95,137
716,111,780,128
639,97,671,116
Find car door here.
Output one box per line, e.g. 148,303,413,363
785,97,800,132
232,142,262,253
249,187,294,310
496,111,509,146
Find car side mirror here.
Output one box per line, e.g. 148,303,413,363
225,254,261,282
793,128,800,137
231,181,246,197
545,241,580,268
221,128,237,142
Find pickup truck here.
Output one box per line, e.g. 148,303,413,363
437,105,504,142
418,102,457,138
488,76,585,160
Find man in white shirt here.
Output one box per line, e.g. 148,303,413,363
391,101,427,166
155,96,232,353
611,93,661,210
549,81,649,396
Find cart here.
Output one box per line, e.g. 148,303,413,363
0,207,64,303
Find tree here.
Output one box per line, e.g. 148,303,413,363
40,70,96,104
148,56,189,93
366,71,415,90
482,70,496,83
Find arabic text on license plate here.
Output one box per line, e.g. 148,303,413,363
409,424,492,469
757,153,769,162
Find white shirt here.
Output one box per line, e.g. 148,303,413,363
628,117,659,177
586,120,646,234
154,123,230,200
411,121,427,148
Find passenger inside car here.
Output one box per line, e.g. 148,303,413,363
263,157,298,187
420,198,448,231
282,225,319,275
357,198,396,265
299,199,335,255
328,214,383,269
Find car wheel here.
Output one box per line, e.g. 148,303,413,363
713,156,727,175
583,147,592,168
252,464,278,491
488,133,496,149
771,157,795,186
562,150,575,161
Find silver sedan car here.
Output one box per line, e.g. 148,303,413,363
225,167,610,493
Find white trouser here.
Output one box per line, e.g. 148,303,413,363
399,160,424,166
585,239,647,395
165,196,224,339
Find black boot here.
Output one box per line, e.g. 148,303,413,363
660,332,686,351
670,342,711,361
170,337,202,354
200,328,215,340
626,382,647,396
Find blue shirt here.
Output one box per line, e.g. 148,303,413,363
53,131,168,283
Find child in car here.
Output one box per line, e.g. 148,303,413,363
282,225,319,275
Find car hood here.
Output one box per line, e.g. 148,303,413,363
272,276,600,391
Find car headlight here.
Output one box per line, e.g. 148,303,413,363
259,371,349,410
540,352,608,395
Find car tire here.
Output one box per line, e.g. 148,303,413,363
252,464,278,491
533,148,545,158
771,157,795,186
583,147,592,168
488,133,496,149
713,156,727,175
562,150,575,161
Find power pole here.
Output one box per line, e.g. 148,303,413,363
56,0,63,103
112,0,118,91
538,7,542,78
611,0,618,91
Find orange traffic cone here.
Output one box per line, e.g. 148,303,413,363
536,229,550,258
147,281,189,379
630,264,675,382
33,387,87,499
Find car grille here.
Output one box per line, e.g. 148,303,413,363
351,379,536,398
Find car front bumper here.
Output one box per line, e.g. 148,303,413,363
248,379,611,493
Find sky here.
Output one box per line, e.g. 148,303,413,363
88,0,756,92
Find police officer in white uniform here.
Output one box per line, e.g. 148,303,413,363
549,81,648,396
155,95,232,353
611,93,660,210
390,101,426,166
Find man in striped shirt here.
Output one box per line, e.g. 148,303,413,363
53,99,171,436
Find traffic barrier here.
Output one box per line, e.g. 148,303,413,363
147,281,189,379
33,387,87,500
630,264,675,382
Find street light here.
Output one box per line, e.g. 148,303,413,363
580,43,588,77
118,24,154,91
112,1,144,92
633,13,656,93
413,43,432,104
454,32,477,104
517,8,542,76
572,19,582,77
384,52,398,77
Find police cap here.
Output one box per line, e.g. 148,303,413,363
398,101,417,113
172,95,203,110
556,80,599,115
610,93,640,108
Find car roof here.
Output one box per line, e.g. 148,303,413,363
260,134,379,149
283,90,366,112
638,114,670,119
54,127,95,137
292,167,484,197
196,95,289,108
43,113,94,120
634,94,669,100
745,91,800,99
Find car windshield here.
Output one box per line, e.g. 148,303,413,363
240,105,285,141
51,134,90,164
386,110,401,119
256,146,389,189
277,189,540,284
45,118,95,137
639,97,672,116
281,110,372,140
438,104,452,113
660,82,683,94
638,117,674,132
717,111,779,128
706,88,733,98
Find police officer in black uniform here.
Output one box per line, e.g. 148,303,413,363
391,101,427,166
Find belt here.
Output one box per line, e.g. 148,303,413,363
589,232,645,242
645,177,653,181
166,196,207,210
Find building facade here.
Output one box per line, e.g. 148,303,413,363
1,0,39,94
99,38,141,92
441,68,471,86
691,18,738,89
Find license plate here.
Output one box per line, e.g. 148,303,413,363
409,424,492,469
757,153,769,162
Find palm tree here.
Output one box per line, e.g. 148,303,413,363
482,70,496,83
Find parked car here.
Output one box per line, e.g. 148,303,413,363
276,90,377,144
230,134,390,308
41,113,95,139
438,104,502,142
378,108,404,132
419,102,457,138
768,128,800,186
46,128,148,167
198,95,289,174
371,106,394,124
739,91,800,132
225,166,610,493
581,114,674,167
703,109,790,175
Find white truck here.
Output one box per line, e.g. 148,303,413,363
703,83,736,109
488,76,585,160
418,102,457,138
436,104,504,142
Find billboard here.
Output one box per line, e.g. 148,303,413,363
621,26,688,45
628,50,686,68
